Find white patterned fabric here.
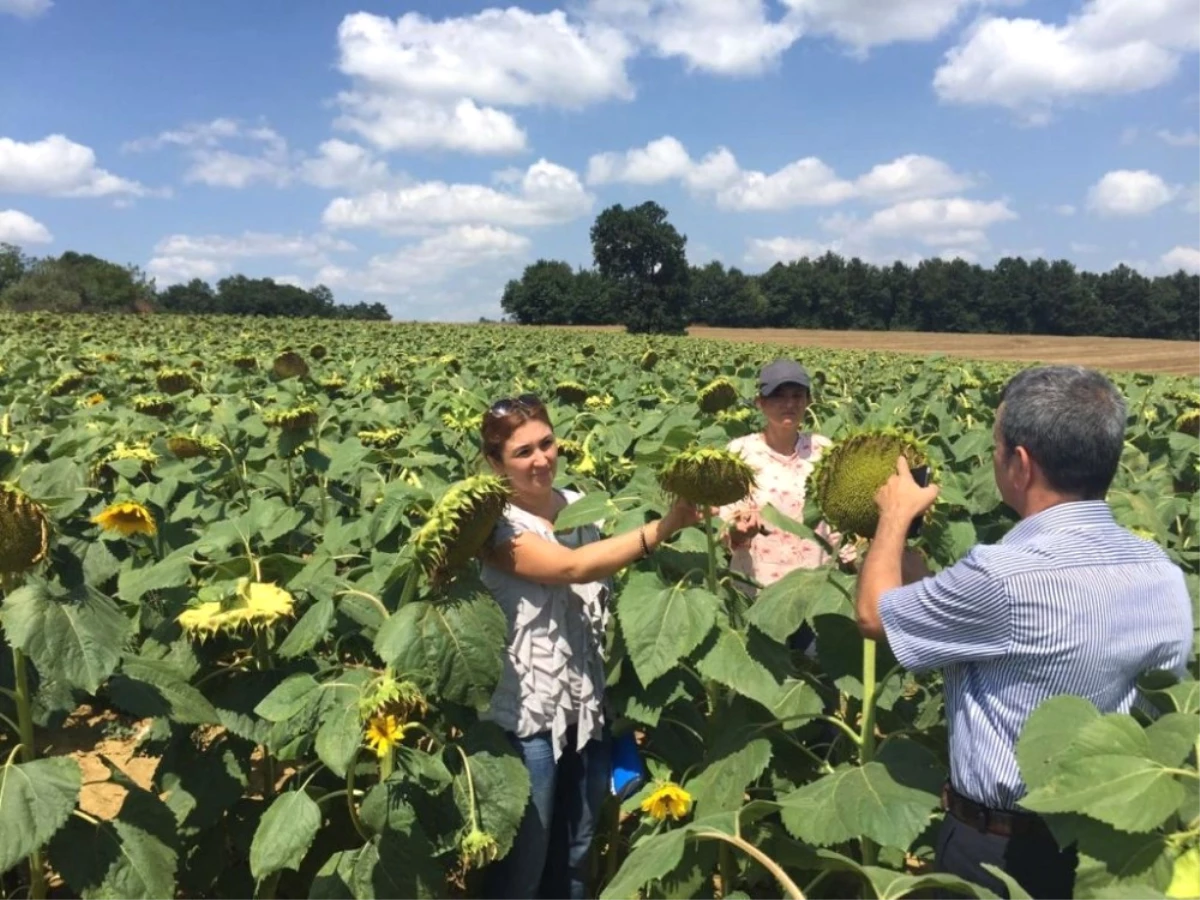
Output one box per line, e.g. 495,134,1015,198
480,488,611,761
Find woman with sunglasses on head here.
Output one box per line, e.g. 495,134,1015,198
477,394,702,900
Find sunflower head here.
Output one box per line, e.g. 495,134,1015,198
810,428,928,539
374,369,405,393
91,500,157,537
640,349,659,371
580,344,597,358
155,368,200,395
0,483,50,575
48,372,86,397
640,782,692,821
271,350,309,380
363,713,410,758
177,578,295,642
659,446,756,508
1175,407,1200,437
232,355,259,371
697,377,740,414
309,343,328,360
133,394,175,418
412,474,511,582
263,404,319,432
318,373,346,395
585,394,614,411
438,354,462,374
555,381,589,406
167,434,223,460
358,668,429,721
459,827,501,871
92,442,158,484
80,392,106,408
357,427,405,449
555,438,585,464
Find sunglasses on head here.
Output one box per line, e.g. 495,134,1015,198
485,393,544,418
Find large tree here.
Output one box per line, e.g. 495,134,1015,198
0,251,155,313
590,201,690,335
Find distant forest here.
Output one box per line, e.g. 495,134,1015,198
502,202,1200,340
0,243,389,320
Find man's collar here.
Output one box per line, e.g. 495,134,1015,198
1001,500,1115,544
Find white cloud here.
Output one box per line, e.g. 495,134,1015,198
1161,245,1200,273
322,159,593,231
744,235,840,265
0,209,52,244
783,0,977,53
147,231,355,286
717,157,856,210
315,225,530,295
298,139,403,191
1158,128,1200,146
1184,183,1200,213
586,0,800,75
853,154,974,202
934,0,1199,121
0,0,51,18
334,96,527,154
334,9,633,154
0,134,154,198
1055,204,1077,216
146,256,224,286
128,119,404,191
1086,169,1177,216
586,137,972,209
824,197,1018,247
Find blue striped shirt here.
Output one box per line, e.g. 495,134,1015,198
878,501,1193,810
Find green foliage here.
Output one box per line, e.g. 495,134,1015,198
0,312,1193,899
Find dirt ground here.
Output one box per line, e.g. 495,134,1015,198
688,327,1200,376
545,325,1200,376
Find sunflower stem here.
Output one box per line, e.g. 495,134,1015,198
453,744,483,833
703,512,719,595
399,566,419,608
691,830,805,900
859,636,879,867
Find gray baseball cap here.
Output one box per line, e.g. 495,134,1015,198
758,359,811,397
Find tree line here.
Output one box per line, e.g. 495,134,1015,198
0,244,389,320
503,202,1200,340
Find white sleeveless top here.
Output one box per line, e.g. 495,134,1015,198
479,488,611,760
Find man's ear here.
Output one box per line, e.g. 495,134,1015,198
1013,445,1037,491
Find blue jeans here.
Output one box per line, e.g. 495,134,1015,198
483,724,612,899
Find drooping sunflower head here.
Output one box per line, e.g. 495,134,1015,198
412,474,511,582
640,349,659,371
263,404,319,432
459,827,501,871
585,394,613,411
309,343,328,360
438,354,462,374
0,483,50,575
358,668,429,721
555,438,585,464
440,409,483,434
167,434,223,460
810,428,928,539
92,441,159,484
1176,409,1200,437
697,377,740,414
133,394,175,418
640,782,693,821
271,350,309,380
91,500,157,537
155,368,199,395
375,368,405,393
48,372,86,397
232,355,259,371
177,578,295,642
357,427,405,449
580,344,597,358
555,381,589,406
318,373,346,395
659,446,756,508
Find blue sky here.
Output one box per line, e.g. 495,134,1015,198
1,0,1197,320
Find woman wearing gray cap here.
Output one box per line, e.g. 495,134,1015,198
718,359,851,647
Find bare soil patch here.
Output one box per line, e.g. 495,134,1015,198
689,327,1200,376
541,325,1200,376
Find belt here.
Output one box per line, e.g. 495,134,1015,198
941,783,1044,838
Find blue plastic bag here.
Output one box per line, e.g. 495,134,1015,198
610,730,646,801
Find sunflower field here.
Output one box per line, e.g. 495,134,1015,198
0,312,1197,900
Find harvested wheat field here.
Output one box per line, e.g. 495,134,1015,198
687,327,1200,376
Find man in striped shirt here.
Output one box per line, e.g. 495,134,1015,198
855,365,1193,899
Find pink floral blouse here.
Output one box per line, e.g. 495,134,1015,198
719,432,851,595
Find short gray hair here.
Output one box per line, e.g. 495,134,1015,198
998,366,1127,500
